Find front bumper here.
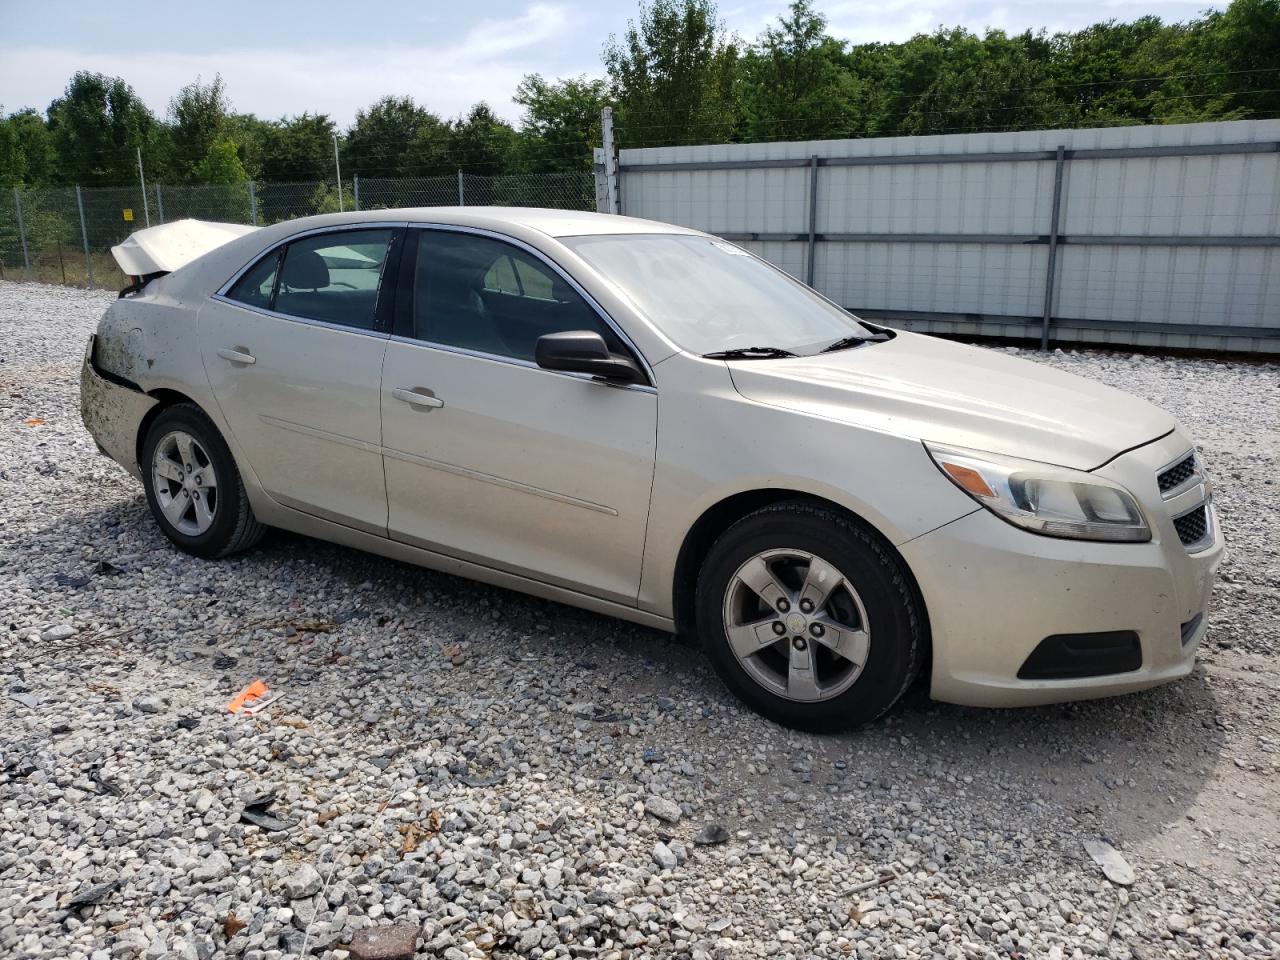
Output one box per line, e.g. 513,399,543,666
903,432,1223,708
80,334,156,482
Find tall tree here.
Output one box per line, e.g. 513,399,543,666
513,75,608,170
603,0,741,147
258,114,337,182
740,0,861,140
0,108,54,185
194,138,249,184
46,71,160,185
445,103,518,175
222,113,275,181
345,96,447,177
169,75,232,181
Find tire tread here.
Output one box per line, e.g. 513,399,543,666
143,403,265,558
697,499,925,730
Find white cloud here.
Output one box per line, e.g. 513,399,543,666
0,3,589,126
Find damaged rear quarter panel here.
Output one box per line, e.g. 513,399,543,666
80,337,158,480
86,279,233,473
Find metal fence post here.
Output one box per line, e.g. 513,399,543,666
457,170,465,206
601,107,620,214
805,155,819,287
137,147,151,228
13,188,31,278
353,175,361,211
1040,145,1066,351
76,185,94,289
155,183,165,224
248,182,258,226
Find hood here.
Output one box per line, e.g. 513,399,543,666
726,331,1177,471
111,219,259,276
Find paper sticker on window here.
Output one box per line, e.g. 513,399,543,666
710,240,750,256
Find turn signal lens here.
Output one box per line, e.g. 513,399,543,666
925,442,1151,543
941,462,996,499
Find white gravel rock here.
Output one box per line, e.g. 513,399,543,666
1,280,1278,960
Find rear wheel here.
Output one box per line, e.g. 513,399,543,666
696,501,924,731
141,404,265,559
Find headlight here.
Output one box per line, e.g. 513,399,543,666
925,442,1150,543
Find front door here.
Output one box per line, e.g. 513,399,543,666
199,227,399,534
380,228,657,603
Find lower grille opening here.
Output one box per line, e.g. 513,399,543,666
1017,630,1142,680
1173,506,1208,547
1180,613,1204,647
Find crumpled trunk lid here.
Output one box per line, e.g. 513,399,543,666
111,219,258,276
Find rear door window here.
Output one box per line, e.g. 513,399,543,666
272,229,394,330
226,250,279,310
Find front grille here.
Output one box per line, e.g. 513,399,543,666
1158,453,1197,494
1173,505,1208,547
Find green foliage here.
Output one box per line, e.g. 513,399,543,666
0,108,54,185
3,0,1277,189
346,96,447,177
46,72,161,186
309,181,355,215
169,76,232,180
603,0,741,147
194,138,249,184
258,114,337,182
739,1,862,140
444,104,518,175
514,75,608,170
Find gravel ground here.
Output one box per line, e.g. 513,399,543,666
1,279,1278,960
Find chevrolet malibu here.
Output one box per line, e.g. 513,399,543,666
81,208,1223,730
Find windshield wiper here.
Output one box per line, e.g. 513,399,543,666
820,332,892,353
702,346,798,360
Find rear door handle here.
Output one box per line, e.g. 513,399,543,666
217,347,256,365
392,387,444,409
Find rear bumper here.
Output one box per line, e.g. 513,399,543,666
902,434,1223,708
80,334,156,482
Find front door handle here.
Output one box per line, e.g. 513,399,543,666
217,347,256,365
392,387,444,409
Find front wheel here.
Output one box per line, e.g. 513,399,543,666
141,403,265,559
696,501,925,731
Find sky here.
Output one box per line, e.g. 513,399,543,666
0,0,1219,127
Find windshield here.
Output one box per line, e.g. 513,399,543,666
562,233,873,356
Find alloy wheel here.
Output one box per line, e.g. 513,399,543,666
151,430,219,536
722,548,871,702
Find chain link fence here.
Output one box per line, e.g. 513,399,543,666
0,171,595,289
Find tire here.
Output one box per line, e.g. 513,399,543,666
696,500,924,732
141,403,265,559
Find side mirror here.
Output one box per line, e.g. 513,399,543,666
534,331,645,384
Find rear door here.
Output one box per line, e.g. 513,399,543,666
379,227,657,603
199,226,402,534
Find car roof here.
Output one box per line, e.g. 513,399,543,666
266,206,705,240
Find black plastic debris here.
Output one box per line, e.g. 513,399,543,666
63,879,120,909
86,765,121,796
239,791,297,833
693,823,731,845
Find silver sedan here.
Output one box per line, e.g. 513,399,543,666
81,208,1223,730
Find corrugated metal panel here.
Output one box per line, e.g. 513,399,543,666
618,120,1280,352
